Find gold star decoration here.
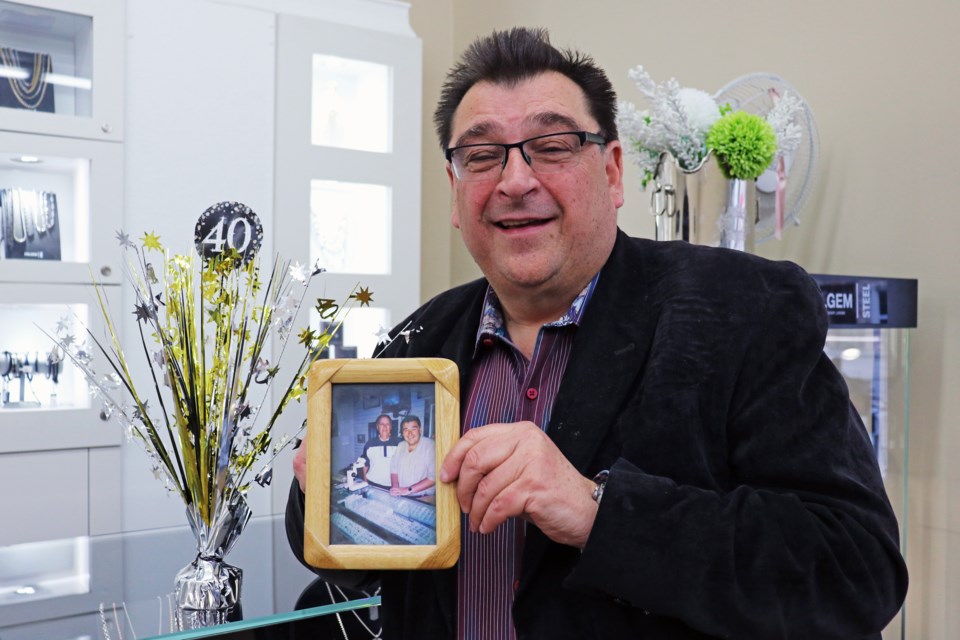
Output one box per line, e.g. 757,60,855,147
141,231,162,251
351,287,374,307
297,327,316,346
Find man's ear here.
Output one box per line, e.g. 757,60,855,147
448,164,461,229
605,140,625,209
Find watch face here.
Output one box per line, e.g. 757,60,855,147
195,201,264,264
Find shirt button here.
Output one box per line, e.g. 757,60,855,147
481,337,494,347
525,387,538,400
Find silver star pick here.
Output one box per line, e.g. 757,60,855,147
289,261,307,283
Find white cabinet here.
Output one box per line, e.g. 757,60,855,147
0,0,124,626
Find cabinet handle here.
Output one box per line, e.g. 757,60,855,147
101,123,113,133
100,266,112,277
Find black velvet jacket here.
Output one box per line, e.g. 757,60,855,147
286,231,908,639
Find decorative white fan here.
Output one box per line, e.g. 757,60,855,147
714,73,819,243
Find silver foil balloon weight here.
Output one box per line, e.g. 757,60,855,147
649,151,758,253
174,491,251,620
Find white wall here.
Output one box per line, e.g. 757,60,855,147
124,0,277,532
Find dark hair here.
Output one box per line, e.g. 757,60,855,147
433,27,618,150
400,414,422,429
375,414,392,425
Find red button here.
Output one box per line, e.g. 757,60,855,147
526,387,538,400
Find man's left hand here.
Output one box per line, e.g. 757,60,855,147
439,421,598,548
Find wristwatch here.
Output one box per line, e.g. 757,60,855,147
591,470,609,504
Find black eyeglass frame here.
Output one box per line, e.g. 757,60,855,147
444,130,607,179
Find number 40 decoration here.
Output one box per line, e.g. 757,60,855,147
194,201,264,264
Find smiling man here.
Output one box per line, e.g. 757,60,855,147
288,27,907,640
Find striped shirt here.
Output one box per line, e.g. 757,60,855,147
457,274,599,640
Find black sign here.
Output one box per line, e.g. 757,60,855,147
811,274,917,329
194,201,263,264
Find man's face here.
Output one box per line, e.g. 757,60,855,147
376,417,392,441
401,421,421,447
447,72,624,303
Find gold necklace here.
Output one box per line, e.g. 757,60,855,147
1,47,51,110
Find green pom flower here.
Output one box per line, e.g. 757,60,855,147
705,111,777,180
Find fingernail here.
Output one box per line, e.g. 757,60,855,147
439,469,449,482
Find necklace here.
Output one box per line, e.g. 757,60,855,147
44,192,57,230
0,47,52,110
34,191,47,234
11,189,27,244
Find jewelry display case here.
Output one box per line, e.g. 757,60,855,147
0,130,122,284
812,273,917,640
0,0,124,142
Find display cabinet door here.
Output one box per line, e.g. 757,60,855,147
0,281,122,453
0,0,124,142
0,130,122,285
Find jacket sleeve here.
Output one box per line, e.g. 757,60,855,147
566,264,908,638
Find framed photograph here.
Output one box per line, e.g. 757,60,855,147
304,358,460,570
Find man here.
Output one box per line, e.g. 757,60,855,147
288,27,907,639
360,413,399,487
389,415,436,497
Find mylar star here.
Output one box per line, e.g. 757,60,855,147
374,325,392,345
141,231,162,251
289,261,307,283
351,286,374,306
298,327,316,346
115,229,135,248
133,302,154,322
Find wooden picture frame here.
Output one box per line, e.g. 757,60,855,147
304,358,460,570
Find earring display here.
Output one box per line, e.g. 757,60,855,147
0,46,55,113
0,348,61,408
0,188,62,260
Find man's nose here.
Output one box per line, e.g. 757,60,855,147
497,147,538,195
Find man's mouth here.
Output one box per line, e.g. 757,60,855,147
495,218,549,229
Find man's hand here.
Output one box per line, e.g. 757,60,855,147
293,432,308,492
439,421,599,548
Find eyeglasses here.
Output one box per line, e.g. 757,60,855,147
445,131,606,182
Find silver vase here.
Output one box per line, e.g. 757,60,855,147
173,491,251,622
649,151,758,253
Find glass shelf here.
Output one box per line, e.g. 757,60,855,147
0,515,380,640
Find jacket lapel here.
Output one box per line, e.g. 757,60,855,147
522,231,658,579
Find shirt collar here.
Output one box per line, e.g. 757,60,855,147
474,272,600,346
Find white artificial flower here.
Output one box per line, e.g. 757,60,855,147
765,91,803,157
677,88,721,136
